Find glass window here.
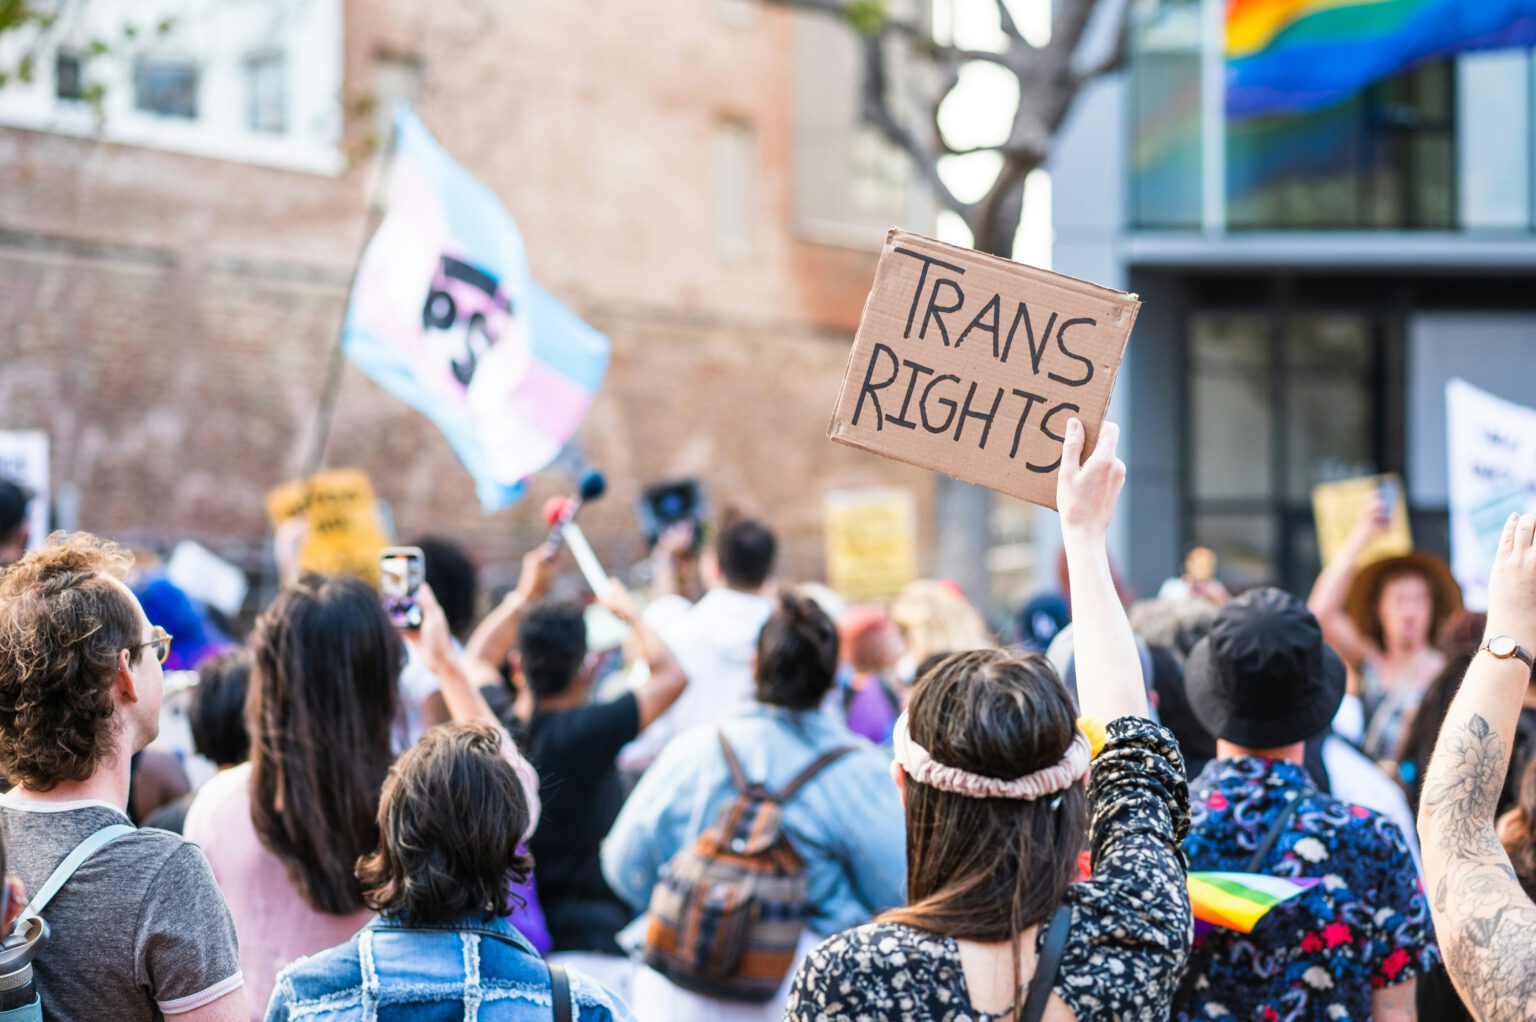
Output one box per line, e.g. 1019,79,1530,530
1185,298,1389,594
246,53,286,134
1456,50,1533,230
1190,512,1278,590
1190,313,1272,500
1283,316,1375,499
715,119,756,260
133,57,199,120
54,51,85,102
1227,60,1455,229
1128,0,1203,229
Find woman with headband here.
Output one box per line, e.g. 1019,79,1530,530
785,419,1191,1022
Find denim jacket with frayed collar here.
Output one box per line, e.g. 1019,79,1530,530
264,913,633,1021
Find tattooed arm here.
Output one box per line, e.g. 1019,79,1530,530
1418,512,1536,1022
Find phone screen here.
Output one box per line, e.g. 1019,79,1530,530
380,547,425,630
1377,478,1400,516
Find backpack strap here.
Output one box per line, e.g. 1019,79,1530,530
718,729,855,804
1246,792,1305,873
549,962,572,1022
12,823,135,935
1020,902,1073,1022
775,746,855,804
717,730,758,797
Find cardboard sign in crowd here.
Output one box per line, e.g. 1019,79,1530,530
829,231,1140,509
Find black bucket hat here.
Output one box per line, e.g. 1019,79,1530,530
1184,587,1346,748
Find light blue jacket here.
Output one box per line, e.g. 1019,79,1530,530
264,915,632,1021
601,702,906,938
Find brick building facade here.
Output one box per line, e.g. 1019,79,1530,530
0,0,936,599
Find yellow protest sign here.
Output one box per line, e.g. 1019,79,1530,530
1312,473,1412,568
266,469,390,584
824,488,918,603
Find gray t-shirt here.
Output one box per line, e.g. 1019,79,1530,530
0,797,243,1021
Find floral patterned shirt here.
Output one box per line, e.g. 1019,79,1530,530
785,717,1192,1021
1174,756,1438,1022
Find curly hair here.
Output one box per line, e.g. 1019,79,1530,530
0,533,140,789
356,723,532,926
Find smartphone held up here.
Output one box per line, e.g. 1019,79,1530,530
381,546,425,630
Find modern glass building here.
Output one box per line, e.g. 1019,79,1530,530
1051,0,1536,596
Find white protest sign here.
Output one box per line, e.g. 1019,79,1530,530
166,541,250,620
1447,378,1536,611
0,431,48,553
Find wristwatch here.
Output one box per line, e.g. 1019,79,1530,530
1481,635,1536,676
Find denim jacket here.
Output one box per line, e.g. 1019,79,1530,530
601,702,906,939
264,914,633,1021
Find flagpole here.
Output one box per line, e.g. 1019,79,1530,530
303,118,399,481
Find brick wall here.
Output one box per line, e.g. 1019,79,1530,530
0,0,933,600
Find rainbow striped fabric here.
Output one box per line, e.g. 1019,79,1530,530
1188,871,1321,936
1228,0,1536,117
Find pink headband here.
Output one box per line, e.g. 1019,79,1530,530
892,711,1091,801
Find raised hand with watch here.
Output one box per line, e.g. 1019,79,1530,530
1481,634,1536,677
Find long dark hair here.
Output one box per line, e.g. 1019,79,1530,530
882,648,1088,1018
248,574,402,914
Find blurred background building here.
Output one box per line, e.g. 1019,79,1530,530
0,0,938,593
3,0,1533,614
1053,0,1536,597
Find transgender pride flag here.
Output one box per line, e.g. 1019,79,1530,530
343,107,609,511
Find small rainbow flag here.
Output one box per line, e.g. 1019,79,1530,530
1188,871,1320,936
1227,0,1536,118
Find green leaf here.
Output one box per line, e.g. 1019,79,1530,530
845,0,887,35
89,39,111,55
156,17,175,35
16,52,33,83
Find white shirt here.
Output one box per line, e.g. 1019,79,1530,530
1322,733,1424,877
618,588,773,772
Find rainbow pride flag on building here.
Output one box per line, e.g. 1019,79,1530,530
1228,0,1536,118
343,107,610,511
1188,871,1320,937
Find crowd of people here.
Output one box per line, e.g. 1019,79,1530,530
1,427,1535,1022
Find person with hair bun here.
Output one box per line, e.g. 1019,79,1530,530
602,589,906,1022
786,420,1191,1022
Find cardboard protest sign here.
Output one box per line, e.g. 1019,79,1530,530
0,431,48,553
266,469,391,584
824,487,918,603
1311,474,1412,568
1448,379,1536,611
828,231,1139,509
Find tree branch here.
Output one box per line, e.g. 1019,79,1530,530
993,0,1023,42
858,34,970,216
1071,0,1131,88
